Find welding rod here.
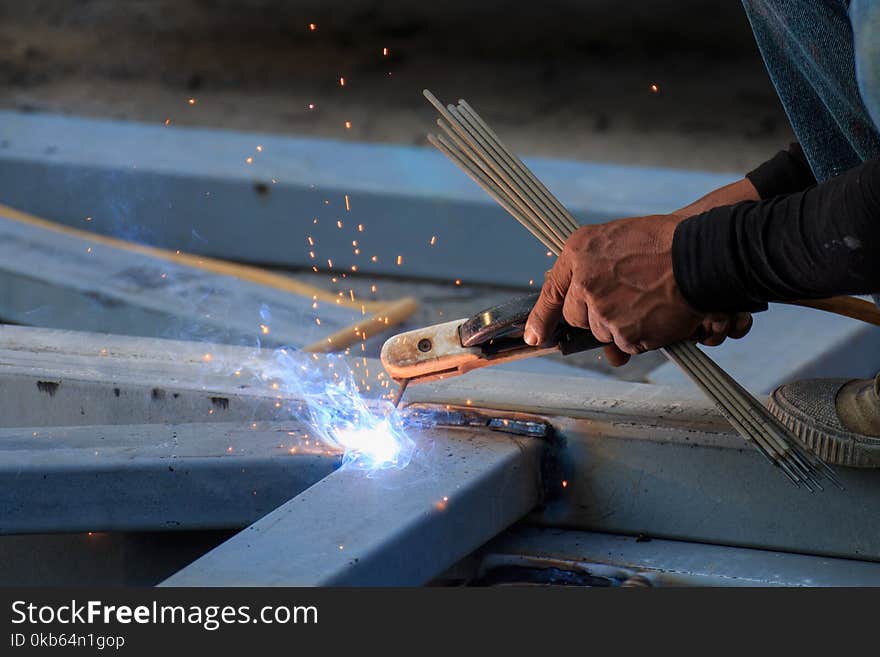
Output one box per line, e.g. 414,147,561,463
424,89,840,490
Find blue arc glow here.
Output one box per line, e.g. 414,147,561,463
267,348,414,470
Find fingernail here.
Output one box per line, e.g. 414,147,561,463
524,328,538,346
735,314,750,331
711,320,728,334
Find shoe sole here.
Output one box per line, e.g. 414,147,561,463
768,384,880,468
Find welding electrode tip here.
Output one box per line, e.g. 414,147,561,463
392,379,409,408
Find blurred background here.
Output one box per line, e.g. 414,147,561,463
0,0,806,384
0,0,791,172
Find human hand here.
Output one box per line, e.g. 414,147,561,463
523,214,752,366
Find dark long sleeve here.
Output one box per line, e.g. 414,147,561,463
672,158,880,313
746,142,816,199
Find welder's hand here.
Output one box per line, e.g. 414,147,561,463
696,312,753,347
523,214,704,363
602,312,752,367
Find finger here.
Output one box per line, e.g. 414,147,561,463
587,310,613,344
698,314,728,347
525,260,572,345
727,312,753,339
603,343,630,367
710,316,729,336
562,292,590,329
610,325,647,355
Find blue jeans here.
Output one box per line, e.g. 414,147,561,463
742,0,880,304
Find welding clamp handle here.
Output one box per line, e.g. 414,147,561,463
459,292,605,356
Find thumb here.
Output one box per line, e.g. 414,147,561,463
524,259,571,345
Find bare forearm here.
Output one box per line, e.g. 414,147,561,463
675,178,760,217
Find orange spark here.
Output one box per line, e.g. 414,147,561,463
650,83,659,93
188,98,196,105
309,23,317,31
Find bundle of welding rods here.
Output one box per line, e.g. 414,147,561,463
423,89,842,491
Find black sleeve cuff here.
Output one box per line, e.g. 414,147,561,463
672,207,770,314
746,142,816,199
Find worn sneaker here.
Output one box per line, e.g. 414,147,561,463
768,374,880,467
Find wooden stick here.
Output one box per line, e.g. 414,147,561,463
303,297,419,353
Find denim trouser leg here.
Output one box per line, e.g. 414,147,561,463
850,0,880,306
741,0,880,305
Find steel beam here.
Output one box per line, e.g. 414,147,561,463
475,526,880,586
0,325,308,428
0,421,340,534
409,374,880,561
161,425,549,586
7,326,880,565
0,111,736,287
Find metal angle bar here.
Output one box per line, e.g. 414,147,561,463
0,325,387,429
161,426,548,586
478,526,880,587
0,111,737,287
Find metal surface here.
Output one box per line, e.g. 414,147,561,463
536,413,880,560
0,111,736,287
161,423,550,586
475,526,880,586
7,326,880,569
0,421,340,534
0,211,369,349
0,325,314,428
